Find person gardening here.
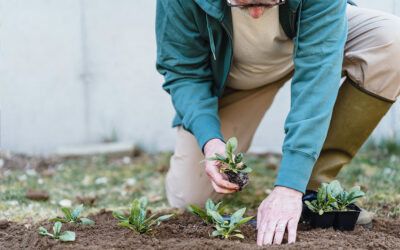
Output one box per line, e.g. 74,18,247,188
156,0,400,246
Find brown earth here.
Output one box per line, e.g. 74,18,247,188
1,210,399,250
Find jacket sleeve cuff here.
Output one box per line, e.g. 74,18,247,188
274,149,316,194
189,115,224,153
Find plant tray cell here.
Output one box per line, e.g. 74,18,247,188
302,199,361,231
334,204,361,231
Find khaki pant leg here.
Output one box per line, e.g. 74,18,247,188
343,4,400,101
166,73,292,209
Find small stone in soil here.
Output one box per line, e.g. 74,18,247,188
0,219,9,229
26,189,49,201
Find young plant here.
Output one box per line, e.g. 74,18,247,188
50,204,95,225
186,198,226,224
38,221,76,242
305,180,365,214
202,137,252,174
112,197,175,233
304,183,339,215
335,184,365,211
208,207,253,240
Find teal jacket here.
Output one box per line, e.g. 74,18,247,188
156,0,351,193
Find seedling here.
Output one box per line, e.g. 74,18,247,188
304,183,338,215
38,221,76,242
113,197,175,233
203,137,251,174
208,207,253,239
305,180,365,214
202,137,252,189
332,181,365,211
186,198,227,224
50,204,95,225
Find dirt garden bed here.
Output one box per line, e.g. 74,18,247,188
1,210,400,249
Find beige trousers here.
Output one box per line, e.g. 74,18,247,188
166,5,400,209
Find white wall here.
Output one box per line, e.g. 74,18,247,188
0,0,399,155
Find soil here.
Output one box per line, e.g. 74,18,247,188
225,166,249,190
1,210,399,250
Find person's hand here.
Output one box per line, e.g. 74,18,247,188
257,186,302,245
203,139,240,194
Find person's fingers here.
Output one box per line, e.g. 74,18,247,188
287,218,299,244
211,181,237,194
206,165,239,190
256,213,267,246
273,220,288,245
263,220,277,245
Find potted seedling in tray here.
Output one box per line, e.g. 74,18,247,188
202,137,252,190
303,182,338,228
303,180,365,230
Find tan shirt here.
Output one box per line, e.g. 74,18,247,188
226,7,294,90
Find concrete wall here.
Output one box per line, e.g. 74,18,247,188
0,0,399,155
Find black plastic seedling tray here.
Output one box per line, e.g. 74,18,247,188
302,195,361,231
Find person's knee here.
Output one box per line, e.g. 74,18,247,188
373,19,400,70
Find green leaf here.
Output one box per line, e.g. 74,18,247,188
227,137,238,153
218,205,227,215
72,204,83,220
138,197,148,209
235,216,253,228
234,153,243,164
233,233,244,239
304,200,316,212
206,199,214,211
130,199,141,221
215,153,228,162
59,231,76,242
49,218,68,223
157,214,175,221
38,227,53,237
80,218,95,226
230,208,246,226
214,201,223,210
61,207,73,222
112,210,127,221
53,222,62,236
137,209,146,224
119,222,134,230
200,157,218,163
211,230,223,237
187,205,206,218
239,167,252,173
207,210,225,225
318,209,324,215
143,213,158,225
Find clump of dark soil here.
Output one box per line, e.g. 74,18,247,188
1,210,400,249
26,189,50,201
225,169,249,190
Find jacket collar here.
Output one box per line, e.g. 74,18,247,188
193,0,226,21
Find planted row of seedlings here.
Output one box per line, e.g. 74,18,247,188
37,137,255,242
37,137,365,243
37,197,254,243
